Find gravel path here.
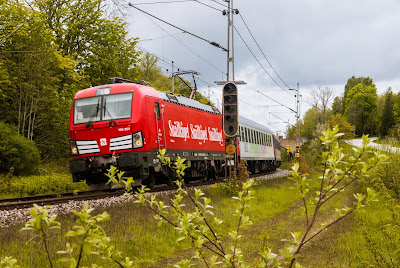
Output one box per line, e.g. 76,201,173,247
0,169,291,228
345,137,400,153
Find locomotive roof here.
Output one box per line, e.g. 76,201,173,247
74,82,273,134
158,92,221,114
158,91,273,134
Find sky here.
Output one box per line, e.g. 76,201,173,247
124,0,400,136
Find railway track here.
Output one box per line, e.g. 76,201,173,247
0,170,283,211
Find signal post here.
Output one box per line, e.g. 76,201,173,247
215,81,245,180
222,82,238,179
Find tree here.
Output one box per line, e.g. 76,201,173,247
300,107,318,139
286,124,296,139
380,88,395,137
343,76,374,112
35,0,140,87
327,114,355,139
0,1,79,159
308,86,334,124
331,96,342,114
345,83,378,136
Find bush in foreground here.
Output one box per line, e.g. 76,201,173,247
0,122,40,176
0,174,88,197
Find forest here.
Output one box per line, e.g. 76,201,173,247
287,76,400,141
0,0,210,175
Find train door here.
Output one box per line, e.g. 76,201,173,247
155,101,166,149
146,97,166,149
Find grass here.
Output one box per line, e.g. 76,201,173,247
0,176,301,267
1,158,399,267
0,159,88,199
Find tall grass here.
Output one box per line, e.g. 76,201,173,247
0,177,300,267
0,173,88,198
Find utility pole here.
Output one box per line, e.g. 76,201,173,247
296,82,299,142
171,61,175,94
216,0,245,180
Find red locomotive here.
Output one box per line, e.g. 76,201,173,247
69,78,281,188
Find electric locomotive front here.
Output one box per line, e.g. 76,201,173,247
68,82,160,187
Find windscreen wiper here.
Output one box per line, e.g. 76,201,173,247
86,99,100,128
103,98,117,126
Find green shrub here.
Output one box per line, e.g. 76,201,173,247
370,151,400,197
0,173,88,197
0,122,40,176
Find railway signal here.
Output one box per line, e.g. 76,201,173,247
222,82,238,137
286,144,290,153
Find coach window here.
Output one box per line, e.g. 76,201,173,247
155,102,161,120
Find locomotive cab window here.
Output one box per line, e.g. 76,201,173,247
74,92,132,125
103,93,132,120
74,96,101,124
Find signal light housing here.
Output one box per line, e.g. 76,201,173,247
222,82,238,137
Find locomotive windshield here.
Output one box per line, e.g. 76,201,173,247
74,93,133,124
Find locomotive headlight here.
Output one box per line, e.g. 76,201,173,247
70,140,79,155
132,131,143,148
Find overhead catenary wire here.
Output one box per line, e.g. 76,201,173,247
239,13,292,90
194,0,223,12
128,3,227,52
233,25,294,96
130,0,195,5
135,9,226,76
191,0,294,96
257,90,296,113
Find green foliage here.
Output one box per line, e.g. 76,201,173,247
21,204,60,267
285,127,387,267
105,165,135,192
0,122,40,176
331,96,342,114
0,173,88,198
0,256,20,268
343,76,374,108
19,201,133,268
345,83,378,136
300,107,319,138
380,88,395,137
0,0,141,160
370,150,400,198
327,114,355,139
